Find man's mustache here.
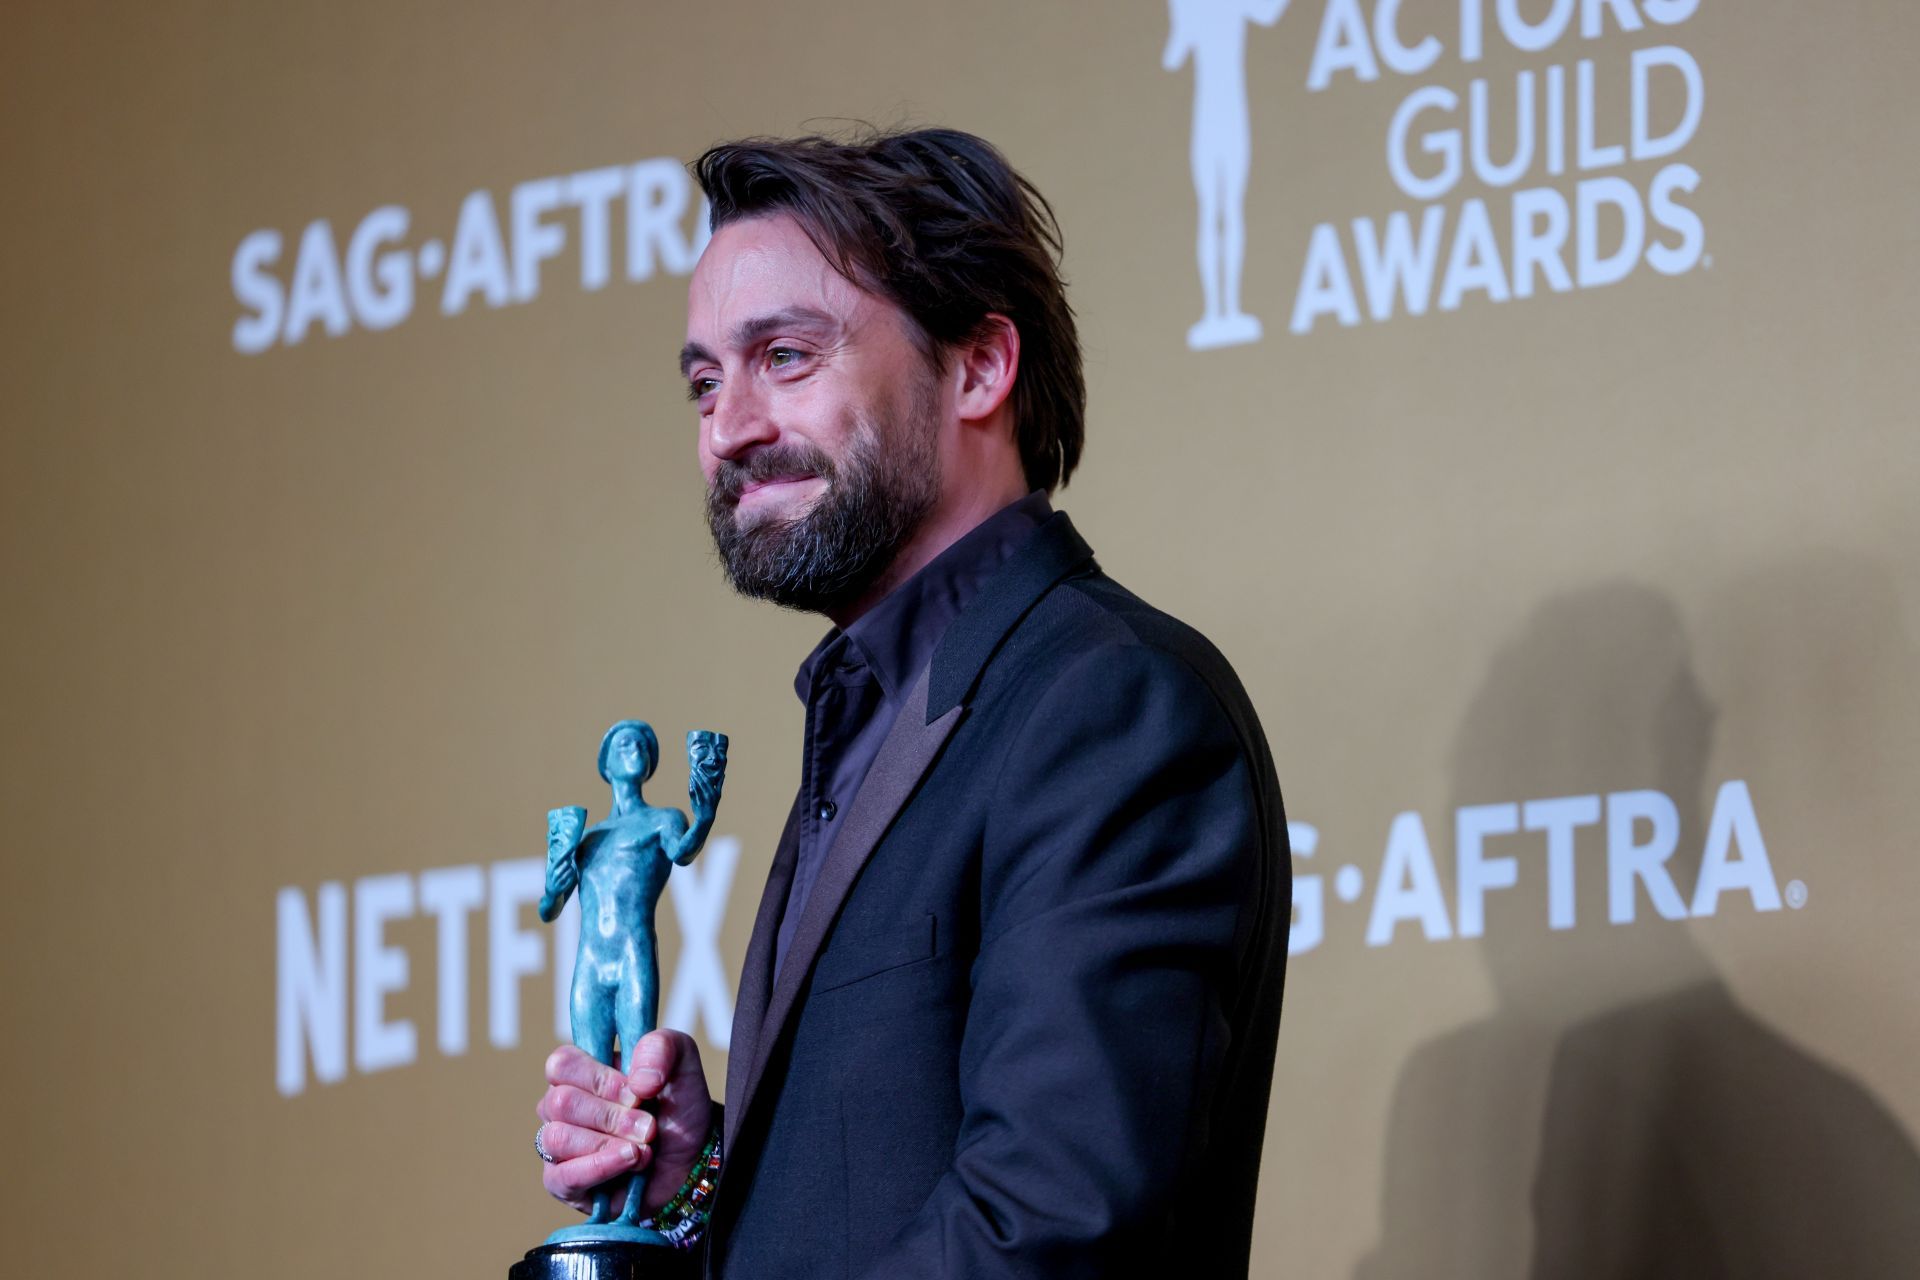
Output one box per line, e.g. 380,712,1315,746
710,443,837,505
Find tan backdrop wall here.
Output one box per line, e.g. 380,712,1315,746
4,2,1917,1276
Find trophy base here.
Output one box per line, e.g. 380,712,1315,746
509,1238,699,1280
545,1222,674,1247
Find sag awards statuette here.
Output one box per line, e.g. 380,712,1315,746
510,721,728,1280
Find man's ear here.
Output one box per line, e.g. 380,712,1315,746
953,313,1020,427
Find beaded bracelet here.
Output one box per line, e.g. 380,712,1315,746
642,1122,723,1248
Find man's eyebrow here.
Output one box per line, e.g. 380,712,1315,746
731,306,839,348
678,340,716,379
679,307,841,378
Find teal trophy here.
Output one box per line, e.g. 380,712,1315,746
510,721,727,1280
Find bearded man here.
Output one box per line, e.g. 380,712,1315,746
531,127,1291,1279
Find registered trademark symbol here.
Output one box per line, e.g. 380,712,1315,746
1335,865,1365,904
1785,879,1808,909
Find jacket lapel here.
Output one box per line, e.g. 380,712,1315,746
927,511,1096,718
724,790,803,1153
730,666,964,1144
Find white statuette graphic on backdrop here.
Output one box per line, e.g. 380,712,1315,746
1164,0,1291,350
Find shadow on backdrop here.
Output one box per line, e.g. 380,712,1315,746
1356,579,1920,1280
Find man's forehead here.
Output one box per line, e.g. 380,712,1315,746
685,212,871,341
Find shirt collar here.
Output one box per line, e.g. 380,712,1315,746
794,490,1053,705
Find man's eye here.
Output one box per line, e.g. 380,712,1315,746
686,378,717,402
769,347,803,369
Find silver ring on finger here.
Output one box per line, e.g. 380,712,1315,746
534,1123,556,1163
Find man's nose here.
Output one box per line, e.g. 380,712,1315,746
707,378,778,460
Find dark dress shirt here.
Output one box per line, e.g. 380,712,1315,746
772,490,1052,974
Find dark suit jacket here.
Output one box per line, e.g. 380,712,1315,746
710,512,1290,1278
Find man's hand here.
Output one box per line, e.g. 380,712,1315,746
535,1031,715,1216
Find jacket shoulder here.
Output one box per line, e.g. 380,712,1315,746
996,569,1263,728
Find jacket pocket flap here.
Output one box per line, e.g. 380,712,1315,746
811,913,938,994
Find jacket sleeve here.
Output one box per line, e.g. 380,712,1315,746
854,640,1265,1278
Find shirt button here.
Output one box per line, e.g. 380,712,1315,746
817,799,838,821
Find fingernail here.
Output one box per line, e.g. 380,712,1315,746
617,1087,639,1108
619,1142,638,1162
624,1113,652,1141
634,1068,665,1092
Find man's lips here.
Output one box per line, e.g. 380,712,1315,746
738,473,821,499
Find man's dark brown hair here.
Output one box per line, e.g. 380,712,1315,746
692,126,1085,493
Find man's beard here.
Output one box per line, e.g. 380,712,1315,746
705,378,940,615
